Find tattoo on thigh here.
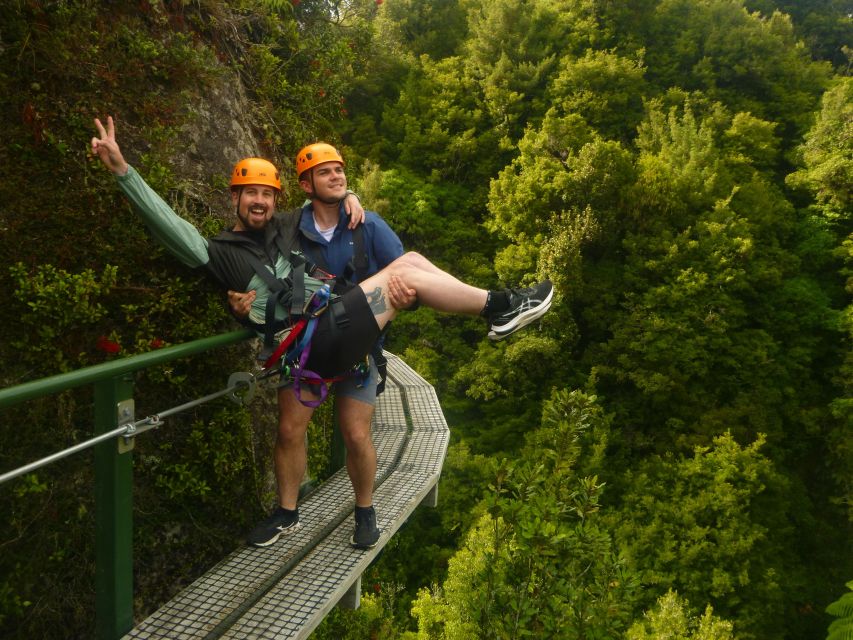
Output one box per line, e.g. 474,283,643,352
366,286,388,315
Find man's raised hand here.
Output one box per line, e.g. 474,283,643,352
342,192,365,228
91,116,129,176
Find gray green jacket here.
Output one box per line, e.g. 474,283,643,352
116,166,328,327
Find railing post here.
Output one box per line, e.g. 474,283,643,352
94,374,135,640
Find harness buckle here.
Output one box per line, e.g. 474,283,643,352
304,283,332,317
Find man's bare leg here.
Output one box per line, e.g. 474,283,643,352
246,385,317,547
360,252,489,330
274,386,317,509
339,393,382,550
335,396,377,507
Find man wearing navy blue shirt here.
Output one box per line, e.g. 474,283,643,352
296,186,404,285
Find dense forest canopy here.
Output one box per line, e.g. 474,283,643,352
0,1,850,638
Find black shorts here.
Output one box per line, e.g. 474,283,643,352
304,286,381,378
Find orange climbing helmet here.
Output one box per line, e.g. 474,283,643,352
230,157,281,191
295,143,344,178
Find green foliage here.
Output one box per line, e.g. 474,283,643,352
614,433,794,639
633,99,747,224
627,590,735,640
0,564,32,627
311,440,496,638
826,581,853,640
376,0,468,60
9,262,118,371
344,6,851,633
639,0,832,139
743,0,853,69
829,230,853,521
449,329,576,458
240,0,383,177
487,110,635,280
150,407,256,503
362,165,496,273
412,389,637,638
462,0,600,144
382,55,507,185
549,48,649,142
786,76,853,524
0,2,300,637
1,0,851,637
787,77,853,223
589,99,839,455
313,590,404,640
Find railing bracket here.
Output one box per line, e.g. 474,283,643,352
117,399,135,454
227,372,256,405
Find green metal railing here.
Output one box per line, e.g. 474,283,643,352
0,329,254,640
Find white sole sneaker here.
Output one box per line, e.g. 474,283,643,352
350,533,381,550
488,285,554,340
249,521,301,547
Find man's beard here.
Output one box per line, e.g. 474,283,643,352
238,204,269,230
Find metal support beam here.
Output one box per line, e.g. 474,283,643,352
338,576,361,610
94,375,135,640
423,481,439,508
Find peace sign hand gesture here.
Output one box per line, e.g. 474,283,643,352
91,115,129,176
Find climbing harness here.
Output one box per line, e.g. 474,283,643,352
235,212,381,406
299,224,391,396
260,292,371,407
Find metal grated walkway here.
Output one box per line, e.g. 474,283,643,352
124,353,449,639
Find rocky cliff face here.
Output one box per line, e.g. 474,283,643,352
0,5,293,637
174,73,262,214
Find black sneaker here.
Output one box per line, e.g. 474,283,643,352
351,506,381,549
487,280,554,340
247,507,300,547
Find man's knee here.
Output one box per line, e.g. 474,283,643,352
396,251,425,268
277,414,308,448
276,387,313,446
337,402,375,453
342,422,373,452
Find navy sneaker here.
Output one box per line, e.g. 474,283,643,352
247,507,300,547
487,280,554,340
351,506,381,549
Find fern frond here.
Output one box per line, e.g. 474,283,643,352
827,619,853,640
827,592,853,618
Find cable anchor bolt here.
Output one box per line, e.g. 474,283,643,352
227,372,256,405
117,399,135,454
